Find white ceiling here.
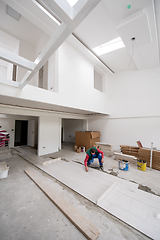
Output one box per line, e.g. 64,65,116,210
73,0,160,73
0,0,160,115
1,0,159,74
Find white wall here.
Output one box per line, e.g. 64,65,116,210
0,117,15,148
88,68,160,150
106,69,160,118
0,29,19,81
88,116,160,151
38,116,61,156
17,33,50,86
0,104,87,155
18,40,36,84
63,119,86,143
0,39,109,115
0,114,38,148
57,41,109,114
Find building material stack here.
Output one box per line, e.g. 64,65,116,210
95,142,113,157
0,130,12,160
138,148,160,171
120,145,139,158
114,152,137,162
0,130,10,147
75,131,101,151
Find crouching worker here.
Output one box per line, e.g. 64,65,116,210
84,147,104,172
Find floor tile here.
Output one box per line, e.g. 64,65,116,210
16,147,160,240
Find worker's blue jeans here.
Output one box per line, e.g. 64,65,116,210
87,153,103,166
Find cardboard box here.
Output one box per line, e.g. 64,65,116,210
74,145,78,152
77,147,81,153
75,131,101,151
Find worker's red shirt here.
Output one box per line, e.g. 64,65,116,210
84,149,104,166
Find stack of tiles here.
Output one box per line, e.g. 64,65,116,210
95,142,113,157
138,148,160,171
0,130,10,147
120,145,139,158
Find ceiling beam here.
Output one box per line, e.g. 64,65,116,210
19,23,69,88
2,0,55,36
0,47,37,71
36,0,71,24
19,0,101,89
0,78,20,87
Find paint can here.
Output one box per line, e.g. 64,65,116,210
0,162,9,179
81,146,85,152
118,160,129,171
137,159,146,171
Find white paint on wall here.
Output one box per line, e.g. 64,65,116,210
27,119,35,147
0,37,109,114
94,69,102,92
17,40,36,84
0,118,15,148
59,41,93,88
63,119,85,143
0,115,38,148
88,116,160,151
0,29,19,82
88,67,160,151
38,116,60,156
58,73,108,113
106,69,160,118
0,65,7,78
48,51,59,92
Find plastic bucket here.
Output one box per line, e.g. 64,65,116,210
118,160,129,171
137,159,146,171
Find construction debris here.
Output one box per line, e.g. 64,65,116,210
114,152,137,162
42,157,61,165
95,142,113,157
120,145,139,157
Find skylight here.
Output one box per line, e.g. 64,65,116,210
66,0,79,7
92,37,125,56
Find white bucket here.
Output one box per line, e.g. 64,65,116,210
0,162,9,179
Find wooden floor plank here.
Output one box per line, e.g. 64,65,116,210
25,169,100,240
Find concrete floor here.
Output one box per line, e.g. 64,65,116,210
0,143,156,240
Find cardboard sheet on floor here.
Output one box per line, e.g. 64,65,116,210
25,168,100,240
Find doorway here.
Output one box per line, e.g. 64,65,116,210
61,119,87,149
14,120,28,146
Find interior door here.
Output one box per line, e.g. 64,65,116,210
27,120,35,147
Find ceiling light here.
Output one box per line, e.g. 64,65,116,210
92,37,125,56
66,0,79,7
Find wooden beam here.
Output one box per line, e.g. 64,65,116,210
25,168,100,240
0,47,37,71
